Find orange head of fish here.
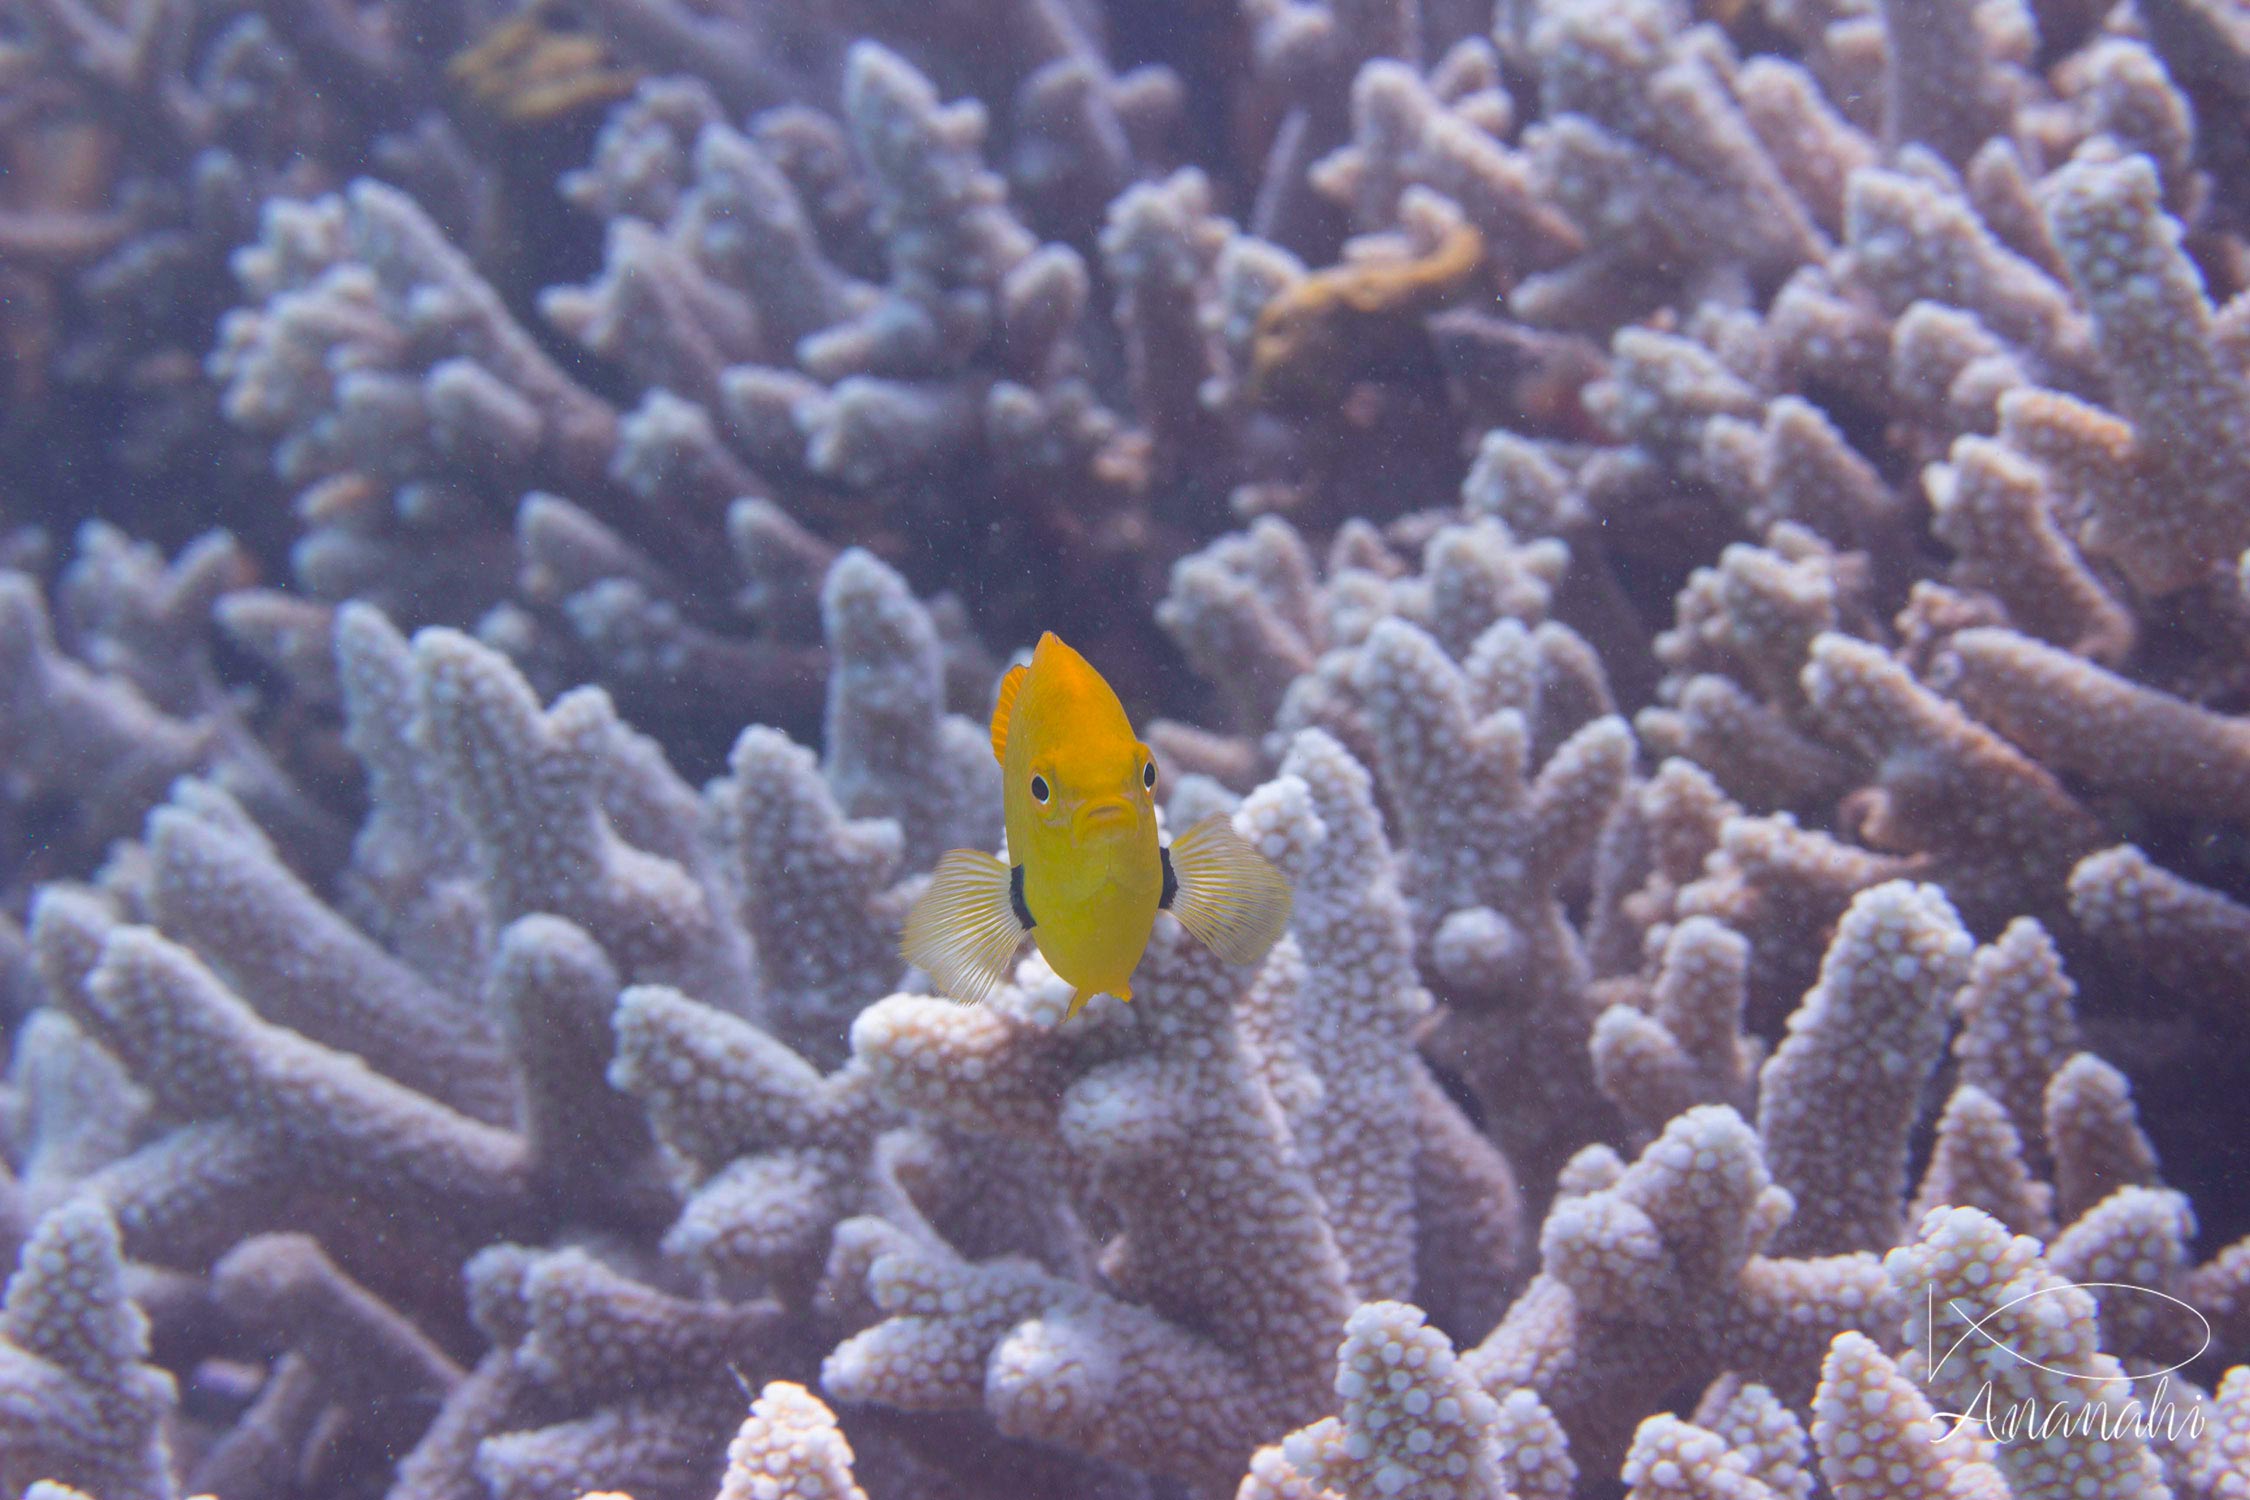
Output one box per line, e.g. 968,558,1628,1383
997,633,1158,853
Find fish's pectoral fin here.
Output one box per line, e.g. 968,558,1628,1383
989,663,1027,765
1166,814,1293,966
901,849,1029,1005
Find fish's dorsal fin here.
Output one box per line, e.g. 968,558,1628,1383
1165,814,1293,965
902,849,1030,1005
990,663,1027,765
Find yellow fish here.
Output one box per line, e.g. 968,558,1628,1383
902,632,1292,1017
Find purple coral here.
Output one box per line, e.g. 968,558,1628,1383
4,0,2250,1495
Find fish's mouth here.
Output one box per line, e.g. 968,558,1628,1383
1072,798,1136,837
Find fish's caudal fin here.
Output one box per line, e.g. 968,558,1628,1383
1065,982,1129,1019
902,849,1030,1005
1165,814,1293,966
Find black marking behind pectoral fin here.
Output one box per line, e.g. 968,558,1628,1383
1159,845,1178,910
1010,863,1036,928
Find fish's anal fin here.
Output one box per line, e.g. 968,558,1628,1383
990,664,1027,765
1159,845,1178,910
901,849,1029,1005
1064,983,1129,1019
1165,814,1293,966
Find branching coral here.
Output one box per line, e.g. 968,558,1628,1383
7,0,2250,1497
819,727,1525,1487
1890,1206,2177,1497
0,1200,173,1500
834,879,1352,1486
1463,1102,1896,1473
1241,1299,1572,1500
0,531,342,902
1754,881,1973,1256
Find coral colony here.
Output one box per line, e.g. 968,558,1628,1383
6,0,2250,1496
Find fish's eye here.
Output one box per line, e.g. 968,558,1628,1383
1142,761,1156,790
1030,775,1050,804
